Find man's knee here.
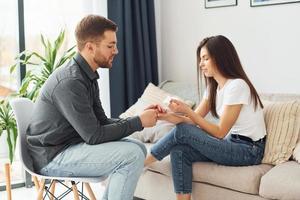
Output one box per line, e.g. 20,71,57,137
122,138,147,157
122,143,145,165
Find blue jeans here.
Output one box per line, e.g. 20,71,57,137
40,138,146,200
151,123,265,194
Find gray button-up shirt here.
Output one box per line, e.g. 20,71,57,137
26,53,143,171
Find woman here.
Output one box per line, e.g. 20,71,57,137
144,35,266,200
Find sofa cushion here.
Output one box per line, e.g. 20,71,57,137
145,143,273,195
292,137,300,163
259,161,300,200
262,100,300,165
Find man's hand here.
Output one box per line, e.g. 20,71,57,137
139,109,158,127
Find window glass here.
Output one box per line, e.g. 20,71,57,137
23,0,90,72
0,0,20,188
0,0,19,99
24,0,91,49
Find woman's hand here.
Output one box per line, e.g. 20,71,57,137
144,104,167,113
157,112,185,124
168,99,192,115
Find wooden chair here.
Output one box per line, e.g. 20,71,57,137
4,163,12,200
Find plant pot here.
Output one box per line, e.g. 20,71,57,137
0,130,17,161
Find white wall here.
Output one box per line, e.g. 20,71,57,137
88,0,111,117
156,0,300,94
96,0,111,117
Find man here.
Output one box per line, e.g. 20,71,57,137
26,15,159,200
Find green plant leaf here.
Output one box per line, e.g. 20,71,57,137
10,64,17,74
12,124,18,151
6,129,13,164
46,39,53,65
31,52,47,62
41,34,47,50
52,30,65,66
55,45,76,68
55,51,76,69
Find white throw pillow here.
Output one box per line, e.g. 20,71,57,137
262,100,300,165
120,83,194,119
120,83,195,143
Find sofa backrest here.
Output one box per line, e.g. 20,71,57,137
159,80,200,107
159,80,300,106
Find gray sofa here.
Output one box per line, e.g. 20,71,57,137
133,80,300,200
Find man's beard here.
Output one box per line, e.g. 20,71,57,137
93,57,112,69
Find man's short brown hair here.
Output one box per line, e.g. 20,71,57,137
75,15,117,51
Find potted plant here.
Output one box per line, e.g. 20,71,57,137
1,29,76,160
0,99,17,164
10,29,76,101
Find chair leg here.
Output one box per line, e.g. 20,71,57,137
37,179,45,200
32,176,40,191
4,163,12,200
49,180,56,200
71,181,80,200
84,183,96,200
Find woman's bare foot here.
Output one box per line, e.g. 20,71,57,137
144,154,158,166
176,193,191,200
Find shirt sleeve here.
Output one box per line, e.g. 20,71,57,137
52,78,143,145
223,79,251,105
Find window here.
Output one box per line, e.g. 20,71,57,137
0,0,108,189
24,0,90,53
0,0,19,99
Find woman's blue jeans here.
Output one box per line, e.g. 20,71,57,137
150,123,265,194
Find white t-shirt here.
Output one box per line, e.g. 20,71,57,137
204,79,266,141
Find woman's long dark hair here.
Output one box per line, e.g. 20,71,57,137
197,35,263,118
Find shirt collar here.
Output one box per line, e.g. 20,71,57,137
73,52,99,80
